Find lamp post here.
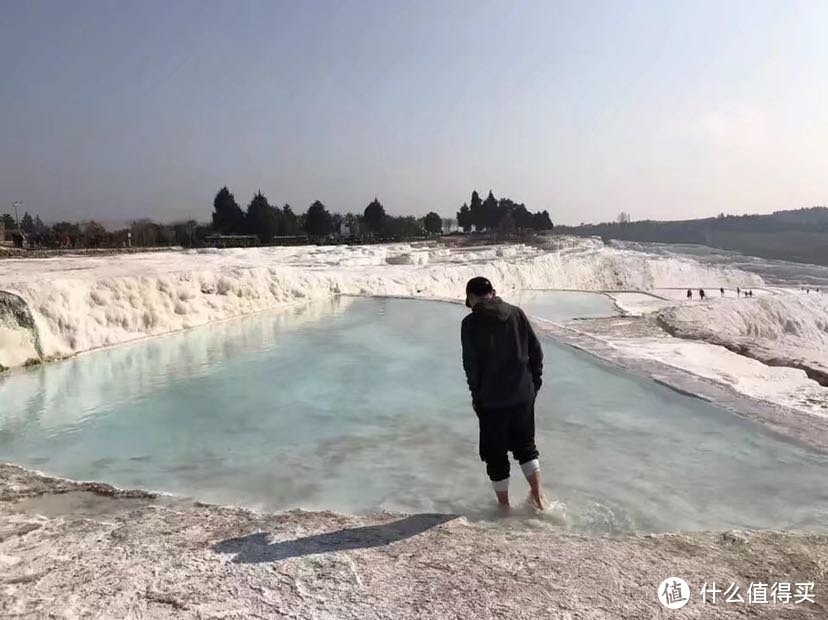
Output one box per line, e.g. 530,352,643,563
12,201,22,232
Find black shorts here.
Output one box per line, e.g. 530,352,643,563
477,399,539,481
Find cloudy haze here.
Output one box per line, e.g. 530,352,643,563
1,0,826,224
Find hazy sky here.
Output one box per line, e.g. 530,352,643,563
1,1,826,225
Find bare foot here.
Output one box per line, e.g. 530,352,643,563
530,493,545,512
525,471,545,511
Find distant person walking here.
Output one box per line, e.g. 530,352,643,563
720,287,725,297
461,277,544,510
737,287,741,298
699,289,706,300
686,289,692,299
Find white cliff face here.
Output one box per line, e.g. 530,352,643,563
0,239,763,369
659,292,828,347
657,292,828,384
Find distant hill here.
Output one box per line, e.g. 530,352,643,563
556,207,828,266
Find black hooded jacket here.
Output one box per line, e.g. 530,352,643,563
460,297,543,409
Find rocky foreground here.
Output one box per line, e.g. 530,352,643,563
0,465,826,619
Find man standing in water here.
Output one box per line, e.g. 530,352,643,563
461,277,544,510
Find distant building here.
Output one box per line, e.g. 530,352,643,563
0,222,11,247
203,234,260,248
441,218,459,234
340,217,364,237
0,223,26,249
270,235,310,246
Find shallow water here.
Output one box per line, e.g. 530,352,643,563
1,295,827,534
509,290,617,322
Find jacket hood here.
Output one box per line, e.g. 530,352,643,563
472,297,512,322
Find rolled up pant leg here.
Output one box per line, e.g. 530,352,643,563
510,399,539,470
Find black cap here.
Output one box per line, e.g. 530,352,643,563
465,277,494,307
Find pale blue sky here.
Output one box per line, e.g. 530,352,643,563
1,0,826,224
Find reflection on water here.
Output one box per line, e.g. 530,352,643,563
1,296,827,535
0,297,353,431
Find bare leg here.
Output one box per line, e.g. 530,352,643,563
492,477,510,509
526,471,544,510
521,460,544,510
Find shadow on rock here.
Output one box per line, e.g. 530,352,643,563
213,513,457,563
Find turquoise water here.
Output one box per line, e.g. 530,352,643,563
1,295,827,534
511,289,617,322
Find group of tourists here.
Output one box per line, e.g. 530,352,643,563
686,288,753,300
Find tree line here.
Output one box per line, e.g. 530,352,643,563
210,186,445,243
1,210,205,249
456,190,553,233
214,187,554,242
1,187,555,249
